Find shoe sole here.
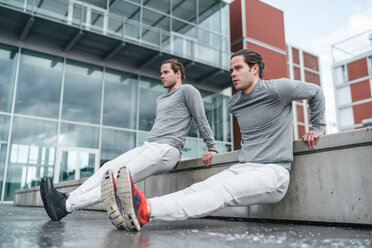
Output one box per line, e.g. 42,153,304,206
40,178,62,221
40,178,56,220
116,167,141,232
101,170,126,229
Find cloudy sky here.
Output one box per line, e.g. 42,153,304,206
261,0,372,133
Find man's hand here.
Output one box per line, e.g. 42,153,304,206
202,151,217,167
172,158,181,171
302,131,323,150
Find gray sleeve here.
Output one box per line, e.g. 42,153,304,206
184,86,217,152
273,78,326,133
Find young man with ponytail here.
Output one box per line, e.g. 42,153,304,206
39,59,218,222
100,49,326,232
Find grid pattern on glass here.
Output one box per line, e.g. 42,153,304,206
182,138,198,159
172,0,196,23
4,117,57,201
109,1,140,21
100,128,136,166
143,0,170,14
79,152,96,179
199,1,221,33
62,60,102,124
15,50,63,118
201,90,224,141
0,44,17,113
59,150,77,182
103,69,138,129
59,123,99,149
0,114,10,200
138,77,164,131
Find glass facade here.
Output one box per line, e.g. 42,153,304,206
0,43,232,201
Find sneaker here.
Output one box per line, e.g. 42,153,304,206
101,169,126,229
40,177,69,221
116,167,149,232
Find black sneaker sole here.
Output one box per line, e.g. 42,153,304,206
101,169,126,229
39,177,67,221
116,167,141,232
40,178,54,220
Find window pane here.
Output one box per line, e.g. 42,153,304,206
173,0,196,23
103,69,137,129
62,60,102,124
137,132,148,147
142,8,170,31
59,123,99,148
0,44,17,113
201,91,223,141
221,5,230,36
139,77,164,131
100,128,136,165
0,114,10,200
172,19,196,38
198,28,221,48
4,117,57,201
199,1,220,32
339,107,354,127
223,95,231,142
144,0,170,14
110,1,140,21
15,50,62,118
337,86,352,106
182,138,198,159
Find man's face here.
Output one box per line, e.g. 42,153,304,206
229,55,255,92
160,63,178,89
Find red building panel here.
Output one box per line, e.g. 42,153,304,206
303,52,319,71
233,116,241,149
350,80,371,102
298,124,306,138
292,47,300,65
246,42,288,79
352,102,372,124
230,0,243,43
293,66,301,80
347,58,368,81
244,0,286,50
231,42,243,53
296,105,304,123
305,70,321,86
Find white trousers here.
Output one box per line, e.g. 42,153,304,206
69,142,180,211
149,162,290,221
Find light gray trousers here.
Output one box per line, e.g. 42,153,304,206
149,162,290,220
69,142,180,210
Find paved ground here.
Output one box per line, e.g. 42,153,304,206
0,204,371,248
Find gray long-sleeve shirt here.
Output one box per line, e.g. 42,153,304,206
228,78,326,170
147,84,217,154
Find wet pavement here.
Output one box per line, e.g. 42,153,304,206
0,204,371,248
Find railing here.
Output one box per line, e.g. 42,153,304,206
0,0,230,69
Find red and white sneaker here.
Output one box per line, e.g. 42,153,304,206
101,169,126,229
116,166,149,231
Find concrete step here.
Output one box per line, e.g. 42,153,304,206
14,128,372,225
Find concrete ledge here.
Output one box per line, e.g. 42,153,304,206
14,128,372,225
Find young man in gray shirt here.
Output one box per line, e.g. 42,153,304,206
101,49,326,231
40,59,218,222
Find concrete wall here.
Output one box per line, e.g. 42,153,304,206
14,128,372,225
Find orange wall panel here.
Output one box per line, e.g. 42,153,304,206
296,105,304,123
244,0,286,50
305,70,321,86
230,0,243,43
293,66,301,80
347,58,368,81
246,42,288,79
292,47,300,65
231,42,243,53
303,52,319,71
352,102,372,124
350,80,371,102
298,125,306,138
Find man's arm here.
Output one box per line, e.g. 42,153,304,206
184,86,217,166
273,78,326,149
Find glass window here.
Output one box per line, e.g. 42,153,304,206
172,19,196,38
144,0,170,14
137,132,148,147
223,95,231,142
59,123,99,149
4,117,58,201
138,77,164,131
109,1,140,22
368,56,372,75
62,60,102,124
187,120,198,138
0,114,10,200
221,4,230,36
197,44,220,66
335,65,348,83
339,107,354,127
103,69,137,129
199,1,221,32
182,138,198,159
337,86,352,106
172,0,196,23
100,128,136,166
201,91,223,141
0,44,17,113
15,50,62,118
142,8,170,31
198,28,221,48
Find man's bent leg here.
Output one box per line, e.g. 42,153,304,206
149,163,289,221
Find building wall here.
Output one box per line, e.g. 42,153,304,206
230,0,287,149
287,45,321,139
333,53,372,131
